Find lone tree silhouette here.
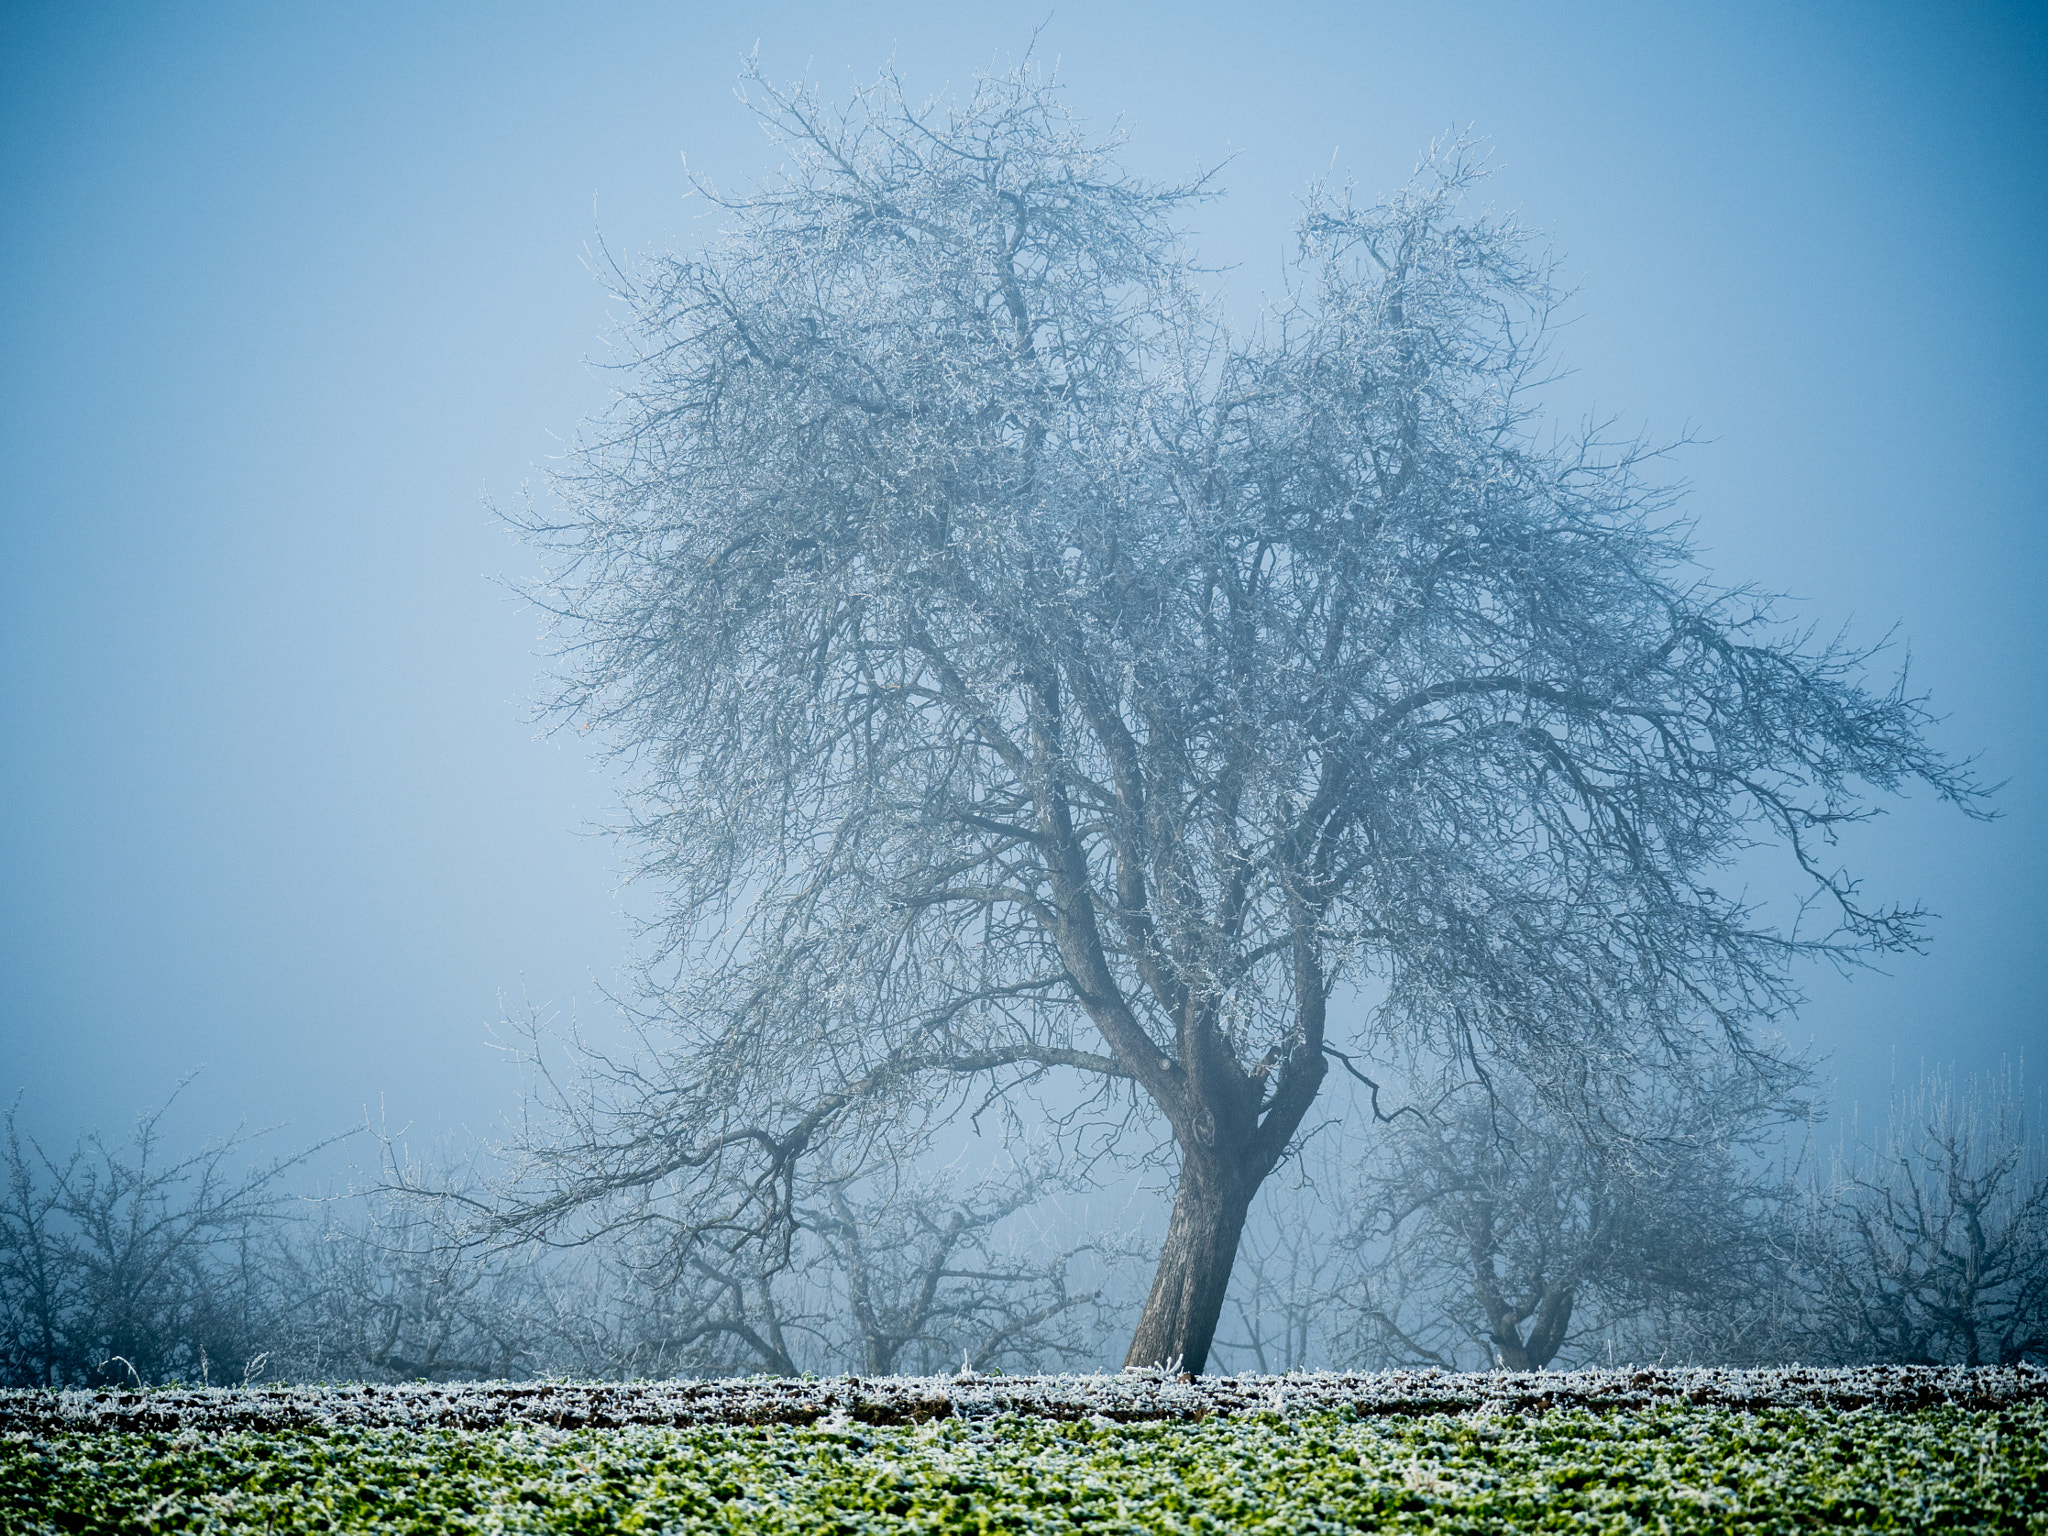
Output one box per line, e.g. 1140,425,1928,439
501,63,1984,1373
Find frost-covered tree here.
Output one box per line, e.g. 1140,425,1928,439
500,62,1983,1373
0,1094,305,1388
1805,1063,2047,1366
1337,1069,1804,1370
807,1163,1124,1376
320,1135,1120,1380
1209,1063,1806,1374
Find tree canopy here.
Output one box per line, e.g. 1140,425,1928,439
503,63,1983,1372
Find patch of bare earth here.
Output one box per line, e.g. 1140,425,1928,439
6,1364,2041,1436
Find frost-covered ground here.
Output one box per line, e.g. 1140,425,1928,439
9,1367,2046,1532
5,1362,2041,1434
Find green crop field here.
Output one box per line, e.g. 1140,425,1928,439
5,1369,2044,1533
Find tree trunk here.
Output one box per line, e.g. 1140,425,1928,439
1123,1153,1258,1374
1479,1283,1574,1370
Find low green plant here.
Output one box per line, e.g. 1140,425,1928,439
6,1401,2043,1533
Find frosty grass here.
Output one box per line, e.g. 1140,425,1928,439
5,1366,2043,1533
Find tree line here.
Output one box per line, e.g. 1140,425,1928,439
1215,1060,2047,1374
5,1058,2039,1388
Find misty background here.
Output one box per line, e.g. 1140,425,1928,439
3,1,2042,1185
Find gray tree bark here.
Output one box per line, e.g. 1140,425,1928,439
1123,1153,1260,1372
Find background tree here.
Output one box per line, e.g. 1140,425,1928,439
1208,1063,1806,1374
1802,1062,2047,1366
1209,1140,1356,1374
271,1157,612,1383
500,62,1983,1373
1336,1067,1804,1370
292,1139,1120,1382
1,1085,1135,1386
808,1158,1126,1376
0,1094,303,1388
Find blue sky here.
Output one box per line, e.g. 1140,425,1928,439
2,0,2042,1163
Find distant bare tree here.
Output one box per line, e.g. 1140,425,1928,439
808,1159,1128,1375
2,1092,1127,1386
502,1153,1129,1379
1331,1068,1804,1370
0,1093,306,1387
273,1177,580,1383
501,59,1983,1372
1212,1066,1803,1373
352,1130,1129,1379
1805,1062,2047,1366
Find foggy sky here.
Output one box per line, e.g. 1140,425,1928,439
2,0,2042,1169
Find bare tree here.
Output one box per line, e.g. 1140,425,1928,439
2,1091,1125,1385
1324,1067,1805,1370
0,1094,307,1387
1804,1062,2047,1366
497,1153,1129,1379
501,60,1983,1372
273,1180,588,1383
1208,1064,1804,1374
807,1159,1127,1375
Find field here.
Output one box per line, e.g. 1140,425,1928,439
5,1366,2044,1533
